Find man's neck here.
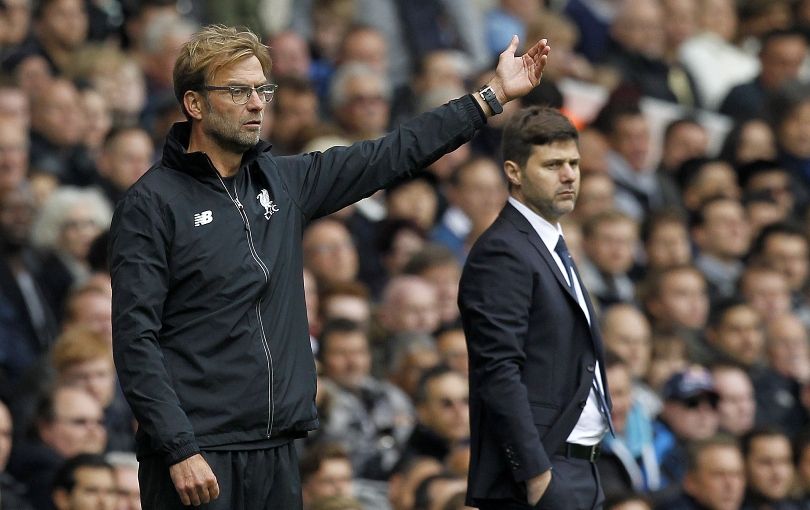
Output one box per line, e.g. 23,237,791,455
187,124,244,177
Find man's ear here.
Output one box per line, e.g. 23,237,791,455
504,160,522,189
183,91,205,121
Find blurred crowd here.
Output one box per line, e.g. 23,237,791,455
2,0,810,509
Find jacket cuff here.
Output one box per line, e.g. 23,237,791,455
464,93,488,126
166,441,201,466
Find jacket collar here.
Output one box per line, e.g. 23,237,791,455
161,121,273,177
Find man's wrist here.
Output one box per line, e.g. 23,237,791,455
478,85,504,115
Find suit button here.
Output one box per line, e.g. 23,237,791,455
587,364,595,372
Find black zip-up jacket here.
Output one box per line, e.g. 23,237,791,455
109,95,485,464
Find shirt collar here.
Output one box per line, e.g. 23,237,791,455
507,196,564,253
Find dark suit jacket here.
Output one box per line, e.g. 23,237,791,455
459,202,610,504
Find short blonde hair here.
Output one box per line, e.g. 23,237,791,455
173,24,272,119
51,326,112,374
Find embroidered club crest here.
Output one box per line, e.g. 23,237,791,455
257,189,278,219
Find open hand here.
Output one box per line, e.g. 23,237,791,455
489,36,550,105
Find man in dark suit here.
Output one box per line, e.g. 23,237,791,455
459,106,612,509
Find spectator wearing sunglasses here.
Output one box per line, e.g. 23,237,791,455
652,367,720,493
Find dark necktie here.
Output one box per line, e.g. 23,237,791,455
554,236,576,294
554,235,615,436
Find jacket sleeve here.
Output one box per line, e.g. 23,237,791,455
459,235,551,481
109,192,199,465
276,94,485,220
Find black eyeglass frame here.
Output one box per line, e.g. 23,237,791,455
201,83,278,104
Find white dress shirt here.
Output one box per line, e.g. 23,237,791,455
508,197,608,445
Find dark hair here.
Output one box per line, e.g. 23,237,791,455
317,318,366,361
403,245,459,276
749,221,808,261
52,454,113,493
759,27,807,57
501,106,578,168
707,297,753,330
768,81,810,130
413,364,456,405
641,208,687,245
676,157,731,191
414,473,459,510
736,159,788,189
87,230,109,273
581,209,636,239
590,94,643,136
686,434,740,473
689,195,740,229
639,264,704,304
299,441,350,483
741,426,790,458
374,218,426,255
604,350,628,371
448,155,502,188
718,118,771,166
663,116,703,144
272,75,316,113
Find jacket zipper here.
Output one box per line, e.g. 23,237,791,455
212,166,275,438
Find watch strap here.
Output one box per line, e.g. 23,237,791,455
478,85,503,115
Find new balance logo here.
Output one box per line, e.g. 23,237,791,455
194,210,213,226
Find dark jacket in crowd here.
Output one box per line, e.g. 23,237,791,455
109,96,485,465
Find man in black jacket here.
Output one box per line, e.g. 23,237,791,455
109,24,550,508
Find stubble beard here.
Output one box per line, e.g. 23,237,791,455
204,103,261,155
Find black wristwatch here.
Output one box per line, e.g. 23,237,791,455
478,85,503,115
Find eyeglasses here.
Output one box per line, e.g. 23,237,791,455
682,394,719,410
202,83,278,105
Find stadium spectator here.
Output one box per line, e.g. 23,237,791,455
51,454,116,510
711,364,756,437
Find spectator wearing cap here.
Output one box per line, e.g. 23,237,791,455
653,366,720,490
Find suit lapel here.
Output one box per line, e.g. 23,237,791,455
501,204,579,302
501,203,612,408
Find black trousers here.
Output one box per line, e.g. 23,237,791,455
476,453,604,510
139,443,302,510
